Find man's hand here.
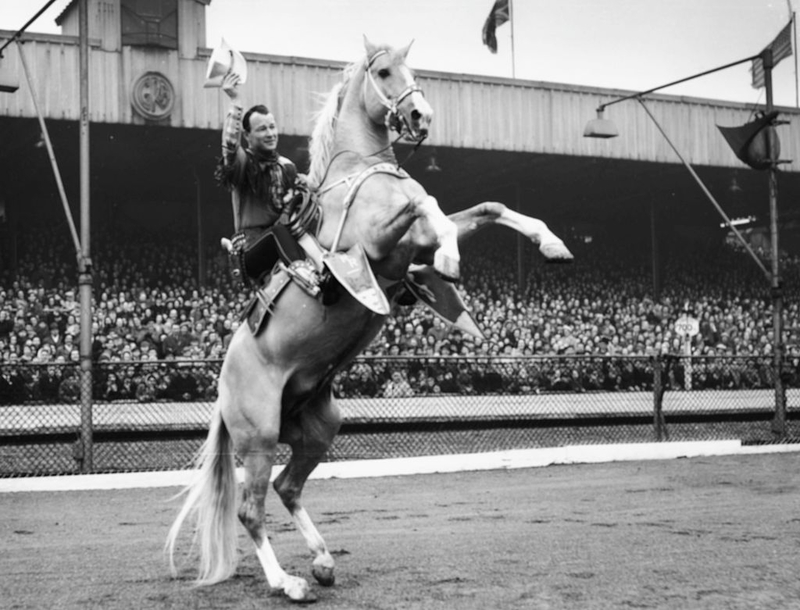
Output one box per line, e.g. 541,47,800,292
222,71,241,101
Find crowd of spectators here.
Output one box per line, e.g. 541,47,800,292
0,220,798,402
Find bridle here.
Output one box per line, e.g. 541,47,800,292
314,49,427,191
363,49,427,143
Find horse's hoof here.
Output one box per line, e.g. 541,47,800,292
312,565,335,587
540,242,574,263
283,577,317,604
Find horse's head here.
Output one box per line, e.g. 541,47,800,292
362,36,432,143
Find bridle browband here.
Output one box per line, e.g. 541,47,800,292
364,49,426,143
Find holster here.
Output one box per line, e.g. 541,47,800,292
229,232,248,286
238,223,306,285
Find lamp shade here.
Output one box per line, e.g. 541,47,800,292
0,62,19,93
717,111,780,170
583,111,618,138
425,154,442,172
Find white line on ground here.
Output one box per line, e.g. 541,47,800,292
2,440,799,493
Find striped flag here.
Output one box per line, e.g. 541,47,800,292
482,0,510,53
751,18,793,88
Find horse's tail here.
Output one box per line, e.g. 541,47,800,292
165,404,239,585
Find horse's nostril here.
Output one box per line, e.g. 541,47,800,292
411,109,421,121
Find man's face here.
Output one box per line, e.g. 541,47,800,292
245,112,278,155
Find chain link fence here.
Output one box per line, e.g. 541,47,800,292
1,355,798,477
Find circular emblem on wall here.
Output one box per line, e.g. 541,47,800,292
131,71,175,120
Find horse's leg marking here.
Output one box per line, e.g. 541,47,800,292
496,208,574,261
238,445,315,602
274,400,341,587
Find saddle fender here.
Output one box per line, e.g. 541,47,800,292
323,244,391,316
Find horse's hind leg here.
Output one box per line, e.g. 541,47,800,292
230,405,316,603
274,389,343,587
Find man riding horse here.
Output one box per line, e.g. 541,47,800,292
216,71,315,287
169,38,574,604
217,71,391,321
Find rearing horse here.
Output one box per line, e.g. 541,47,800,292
167,37,572,604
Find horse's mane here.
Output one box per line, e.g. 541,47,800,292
306,61,358,190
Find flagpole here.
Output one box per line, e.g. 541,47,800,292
509,0,516,78
793,12,798,107
764,48,787,438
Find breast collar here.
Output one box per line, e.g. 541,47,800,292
320,162,411,253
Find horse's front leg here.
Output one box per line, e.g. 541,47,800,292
493,205,574,262
413,194,460,280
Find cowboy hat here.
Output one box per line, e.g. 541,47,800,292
204,37,248,88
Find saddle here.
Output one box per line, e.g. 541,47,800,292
237,225,390,337
237,225,323,336
237,164,406,336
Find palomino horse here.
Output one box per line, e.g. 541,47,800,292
167,37,572,603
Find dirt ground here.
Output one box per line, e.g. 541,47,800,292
2,452,800,610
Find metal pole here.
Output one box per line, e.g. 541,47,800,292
78,0,94,471
650,197,660,301
515,182,524,294
764,50,787,437
16,40,82,257
0,0,60,58
653,356,665,441
793,12,798,108
194,168,205,287
599,54,761,112
636,99,771,281
508,0,516,79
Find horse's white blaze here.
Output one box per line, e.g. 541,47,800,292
399,65,432,125
398,64,415,87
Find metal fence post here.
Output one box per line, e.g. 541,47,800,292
653,356,664,441
77,0,93,473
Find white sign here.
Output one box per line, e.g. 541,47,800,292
674,316,699,337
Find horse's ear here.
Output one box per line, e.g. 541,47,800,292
363,35,378,58
399,39,414,60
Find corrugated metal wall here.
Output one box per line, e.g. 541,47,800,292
1,33,797,171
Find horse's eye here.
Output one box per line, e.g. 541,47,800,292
377,69,390,78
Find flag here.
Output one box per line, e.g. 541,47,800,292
751,18,793,88
482,0,510,53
